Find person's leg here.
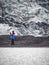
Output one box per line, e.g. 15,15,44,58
11,39,13,45
12,39,14,45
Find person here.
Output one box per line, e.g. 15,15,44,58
10,31,15,45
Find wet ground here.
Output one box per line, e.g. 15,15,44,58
0,48,49,65
0,35,49,47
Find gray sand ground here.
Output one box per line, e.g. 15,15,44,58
0,35,49,47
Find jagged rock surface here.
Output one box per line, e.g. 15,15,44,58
0,0,49,37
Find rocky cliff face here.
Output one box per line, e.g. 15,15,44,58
0,0,49,37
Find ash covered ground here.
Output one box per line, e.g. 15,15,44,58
0,48,49,65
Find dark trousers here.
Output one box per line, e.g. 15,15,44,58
11,39,14,45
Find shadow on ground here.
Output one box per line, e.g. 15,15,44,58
0,35,49,47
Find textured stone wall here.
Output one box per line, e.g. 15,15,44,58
2,0,49,10
36,0,49,10
23,0,49,10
